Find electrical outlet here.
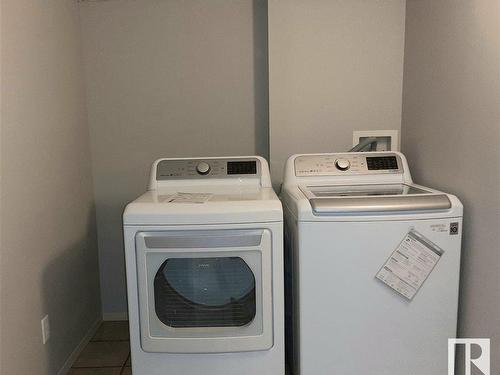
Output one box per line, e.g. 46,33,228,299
41,315,50,344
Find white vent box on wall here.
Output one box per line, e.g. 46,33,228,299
353,130,400,151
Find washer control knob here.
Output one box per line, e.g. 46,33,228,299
335,158,351,171
196,162,211,175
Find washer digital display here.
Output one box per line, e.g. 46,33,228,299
366,156,399,170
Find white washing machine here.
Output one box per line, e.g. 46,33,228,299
281,151,463,375
123,156,284,375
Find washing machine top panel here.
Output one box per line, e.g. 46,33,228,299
299,183,452,215
281,152,463,221
124,186,282,225
303,183,430,197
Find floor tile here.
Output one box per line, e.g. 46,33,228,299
92,321,130,341
121,367,132,375
73,341,130,368
68,368,122,375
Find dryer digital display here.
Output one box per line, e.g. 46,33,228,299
227,161,257,175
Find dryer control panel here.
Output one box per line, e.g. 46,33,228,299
156,157,261,180
294,153,403,177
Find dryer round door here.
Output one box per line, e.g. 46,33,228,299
135,229,274,354
154,256,256,328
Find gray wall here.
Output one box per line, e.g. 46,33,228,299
401,0,500,372
79,0,269,315
0,1,101,374
268,0,406,185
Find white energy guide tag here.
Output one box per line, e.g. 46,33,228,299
376,230,444,300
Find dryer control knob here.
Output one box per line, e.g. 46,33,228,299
196,162,211,175
335,158,351,171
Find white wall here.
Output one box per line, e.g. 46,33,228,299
0,1,101,374
268,0,406,185
401,1,500,372
79,0,269,315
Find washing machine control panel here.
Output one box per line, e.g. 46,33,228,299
156,158,261,180
294,153,403,177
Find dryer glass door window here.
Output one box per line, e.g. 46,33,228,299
154,257,256,328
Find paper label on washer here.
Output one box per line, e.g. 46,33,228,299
375,230,443,300
167,192,213,204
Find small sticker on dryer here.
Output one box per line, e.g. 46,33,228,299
167,192,213,204
375,230,444,300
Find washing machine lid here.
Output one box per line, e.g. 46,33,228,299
123,187,282,225
301,184,452,215
281,152,463,221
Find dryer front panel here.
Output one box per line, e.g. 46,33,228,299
135,229,274,353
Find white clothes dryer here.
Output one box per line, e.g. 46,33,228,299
281,151,463,375
123,156,284,375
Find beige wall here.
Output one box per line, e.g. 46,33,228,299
401,1,500,372
268,0,406,185
0,1,101,374
79,0,269,315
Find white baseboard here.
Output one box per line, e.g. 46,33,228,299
57,317,101,375
103,312,129,321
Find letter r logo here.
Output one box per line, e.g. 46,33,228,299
448,339,490,375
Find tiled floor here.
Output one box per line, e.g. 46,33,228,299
69,321,131,375
71,320,290,375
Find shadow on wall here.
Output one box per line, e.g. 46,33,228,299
95,197,130,317
41,208,101,374
253,0,269,159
